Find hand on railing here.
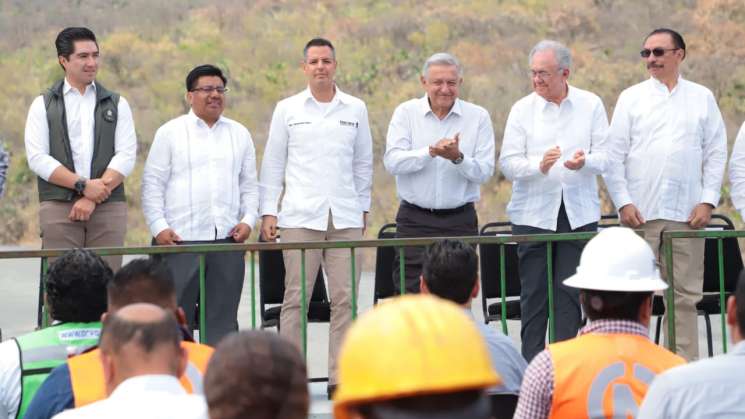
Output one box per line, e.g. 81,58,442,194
155,228,182,245
230,222,251,243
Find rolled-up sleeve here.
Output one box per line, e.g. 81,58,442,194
455,109,495,184
106,96,137,177
25,96,63,181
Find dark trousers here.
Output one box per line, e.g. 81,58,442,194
154,238,244,346
392,201,478,294
513,202,596,362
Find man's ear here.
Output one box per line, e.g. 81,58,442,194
727,295,737,328
100,351,116,396
419,276,429,294
471,277,480,299
175,346,188,378
100,312,108,323
175,307,187,327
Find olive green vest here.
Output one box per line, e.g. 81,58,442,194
14,321,102,418
38,80,125,202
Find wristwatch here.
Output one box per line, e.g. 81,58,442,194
74,178,87,195
452,152,464,165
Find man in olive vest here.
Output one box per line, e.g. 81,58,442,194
0,249,110,419
24,258,213,419
24,27,137,271
513,227,685,419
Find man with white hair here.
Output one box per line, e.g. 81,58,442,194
384,52,495,294
499,39,609,361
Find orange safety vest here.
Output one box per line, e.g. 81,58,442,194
548,333,685,419
69,341,213,407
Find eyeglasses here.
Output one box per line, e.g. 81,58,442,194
528,70,555,81
190,86,229,94
639,48,679,58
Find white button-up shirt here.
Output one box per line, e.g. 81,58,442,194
728,121,745,217
24,79,137,181
384,96,495,209
0,339,21,418
604,76,727,222
259,87,373,231
142,110,259,240
52,375,208,419
500,85,609,230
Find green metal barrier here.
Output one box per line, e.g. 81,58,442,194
661,229,745,355
0,231,597,351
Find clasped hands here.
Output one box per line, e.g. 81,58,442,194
68,178,112,222
429,133,462,161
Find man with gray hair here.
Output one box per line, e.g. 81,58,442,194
384,52,495,294
499,40,609,361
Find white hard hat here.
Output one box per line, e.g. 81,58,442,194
563,227,668,292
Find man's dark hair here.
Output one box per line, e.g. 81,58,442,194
55,27,98,62
100,307,181,354
581,289,653,322
185,64,227,92
354,390,490,419
303,37,335,60
735,270,745,333
421,239,478,305
107,258,176,310
46,249,111,322
646,28,686,58
205,330,308,419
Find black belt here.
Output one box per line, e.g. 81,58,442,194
401,200,473,215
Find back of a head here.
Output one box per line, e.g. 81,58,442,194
100,303,183,378
333,295,498,419
421,239,478,305
47,249,112,322
107,258,177,312
205,331,308,419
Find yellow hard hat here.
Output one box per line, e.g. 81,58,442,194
333,294,500,419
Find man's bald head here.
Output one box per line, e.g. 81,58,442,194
100,303,186,394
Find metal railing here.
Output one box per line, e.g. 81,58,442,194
0,232,599,355
662,229,745,354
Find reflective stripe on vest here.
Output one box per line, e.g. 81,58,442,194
69,340,214,407
548,333,686,419
15,322,101,419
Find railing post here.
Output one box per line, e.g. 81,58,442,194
499,244,508,335
250,250,256,329
546,241,555,343
198,254,206,343
663,234,676,352
300,249,307,359
350,248,357,320
40,257,49,329
398,247,406,295
717,238,728,354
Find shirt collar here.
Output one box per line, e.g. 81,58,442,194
534,83,573,110
418,94,462,118
579,319,650,338
110,375,185,399
302,85,349,106
187,108,224,128
649,74,684,95
63,78,96,96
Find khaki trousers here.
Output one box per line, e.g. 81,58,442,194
39,200,127,271
280,214,362,384
642,219,704,361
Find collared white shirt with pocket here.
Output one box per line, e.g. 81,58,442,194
24,79,137,181
259,87,373,231
142,110,259,240
604,76,727,222
384,96,495,210
500,85,609,230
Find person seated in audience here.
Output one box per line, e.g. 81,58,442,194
0,249,110,418
25,258,213,419
638,269,745,418
333,294,500,419
514,227,686,419
204,330,308,419
52,303,207,419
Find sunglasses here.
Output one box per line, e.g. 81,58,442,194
640,48,679,58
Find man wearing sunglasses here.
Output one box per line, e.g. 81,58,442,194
141,64,259,345
604,28,727,361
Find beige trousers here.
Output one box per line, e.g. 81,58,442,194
642,219,704,361
39,200,127,271
279,214,362,384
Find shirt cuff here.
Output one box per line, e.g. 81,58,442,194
700,189,720,208
240,213,257,229
106,158,134,178
149,219,170,238
38,161,63,182
583,154,602,174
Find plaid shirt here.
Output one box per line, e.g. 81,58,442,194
0,141,8,199
513,319,650,419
